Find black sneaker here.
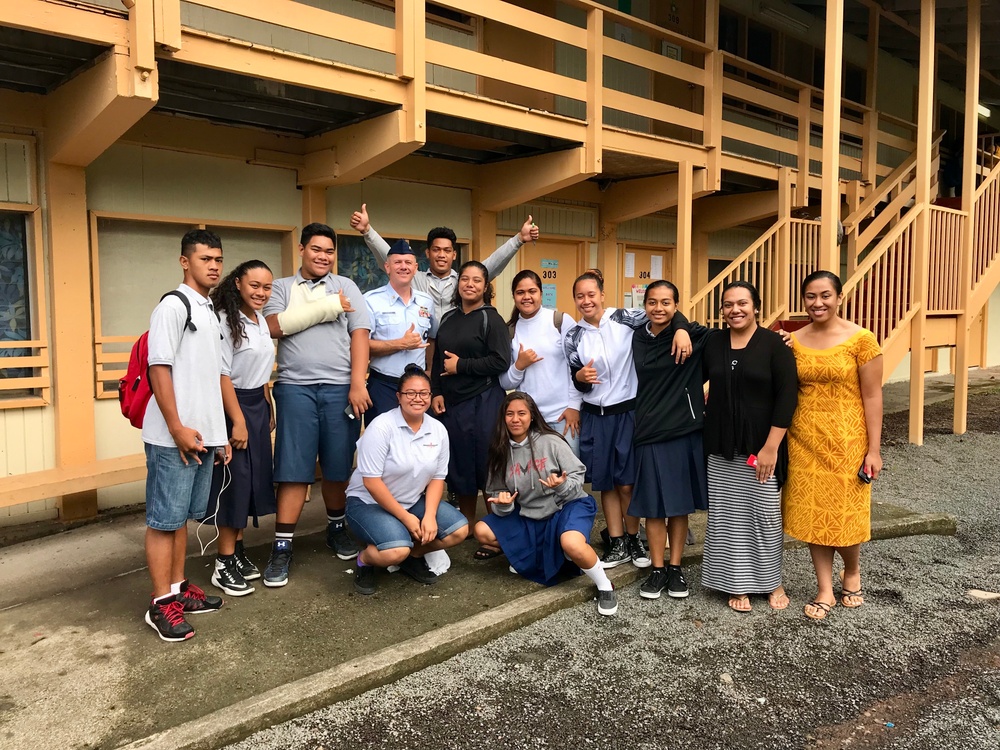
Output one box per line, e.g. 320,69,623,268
628,533,651,568
640,567,668,599
326,520,359,560
599,527,611,557
177,580,223,614
211,556,254,597
597,587,618,616
354,562,377,595
600,536,631,569
234,540,261,581
145,596,194,642
399,555,439,585
263,540,293,587
666,565,689,598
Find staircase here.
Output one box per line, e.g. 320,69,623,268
689,136,1000,406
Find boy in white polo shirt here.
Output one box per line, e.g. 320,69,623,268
142,229,231,642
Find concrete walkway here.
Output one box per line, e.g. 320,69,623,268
2,366,994,750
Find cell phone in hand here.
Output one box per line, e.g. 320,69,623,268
344,404,356,420
857,465,871,484
747,454,758,468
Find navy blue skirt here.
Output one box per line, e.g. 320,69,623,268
207,387,276,528
483,495,597,586
629,432,708,519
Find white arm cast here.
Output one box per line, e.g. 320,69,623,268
276,293,344,335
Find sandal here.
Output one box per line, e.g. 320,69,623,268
768,589,790,610
728,594,752,612
473,545,502,561
838,570,865,608
803,600,834,620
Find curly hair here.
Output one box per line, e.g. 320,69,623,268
210,260,273,349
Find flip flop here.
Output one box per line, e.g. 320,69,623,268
768,589,790,610
728,594,752,612
473,545,502,561
838,570,865,608
804,600,834,620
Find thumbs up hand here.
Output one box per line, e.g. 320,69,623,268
350,203,370,233
520,215,539,243
400,322,428,350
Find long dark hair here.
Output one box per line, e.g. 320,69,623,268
506,269,543,327
449,260,494,309
486,392,564,489
211,260,272,349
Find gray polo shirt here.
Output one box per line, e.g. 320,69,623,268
142,284,227,448
264,271,370,385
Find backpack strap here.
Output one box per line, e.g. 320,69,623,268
160,290,196,332
553,310,564,332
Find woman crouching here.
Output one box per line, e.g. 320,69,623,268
345,365,469,595
474,392,618,616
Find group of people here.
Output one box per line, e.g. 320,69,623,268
139,208,883,644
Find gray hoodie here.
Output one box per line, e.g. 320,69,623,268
487,432,586,520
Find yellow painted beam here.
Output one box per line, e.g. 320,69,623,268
476,148,595,214
299,110,423,187
602,169,710,225
426,88,586,143
46,163,99,519
0,455,146,509
122,112,304,161
955,0,982,435
586,7,604,176
377,155,478,190
820,0,844,273
675,161,694,305
596,220,620,305
173,32,407,106
0,0,128,46
470,194,498,264
45,50,157,168
153,0,182,52
909,0,937,446
694,190,779,234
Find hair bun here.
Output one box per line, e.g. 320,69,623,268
403,363,424,375
584,268,605,285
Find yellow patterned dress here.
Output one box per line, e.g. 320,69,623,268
783,329,882,546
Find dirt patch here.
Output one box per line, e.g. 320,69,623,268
883,387,1000,445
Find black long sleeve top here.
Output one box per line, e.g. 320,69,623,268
431,305,511,406
702,326,798,485
631,312,713,446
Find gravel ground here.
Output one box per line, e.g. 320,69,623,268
230,394,1000,750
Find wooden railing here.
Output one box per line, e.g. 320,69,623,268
787,218,822,317
689,219,785,328
0,340,50,407
973,160,1000,290
926,206,966,314
842,210,918,345
978,133,999,175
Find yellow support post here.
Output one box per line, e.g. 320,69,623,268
909,0,937,446
820,0,844,273
676,162,694,306
955,0,981,435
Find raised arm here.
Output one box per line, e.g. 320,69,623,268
349,203,391,265
481,216,539,278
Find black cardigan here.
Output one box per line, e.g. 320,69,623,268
702,327,798,485
430,305,511,406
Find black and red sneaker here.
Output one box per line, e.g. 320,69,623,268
177,579,224,614
145,595,195,642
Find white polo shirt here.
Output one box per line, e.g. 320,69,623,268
346,407,449,509
220,310,275,389
142,284,227,448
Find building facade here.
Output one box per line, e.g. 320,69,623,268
1,0,998,525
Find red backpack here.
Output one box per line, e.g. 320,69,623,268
119,291,194,428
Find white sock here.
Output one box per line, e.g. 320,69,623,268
582,562,613,592
153,592,173,603
170,581,183,595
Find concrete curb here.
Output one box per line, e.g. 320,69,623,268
118,509,956,750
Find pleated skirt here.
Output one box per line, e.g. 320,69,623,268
701,454,783,595
628,432,708,519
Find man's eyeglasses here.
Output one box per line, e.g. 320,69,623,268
399,390,431,400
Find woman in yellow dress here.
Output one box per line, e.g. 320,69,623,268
783,270,883,620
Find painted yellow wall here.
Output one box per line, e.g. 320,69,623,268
87,144,301,225
0,138,32,203
326,178,473,240
0,407,57,525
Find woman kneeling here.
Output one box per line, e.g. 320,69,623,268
474,392,618,616
345,365,469,595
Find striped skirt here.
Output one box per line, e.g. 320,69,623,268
701,454,783,595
